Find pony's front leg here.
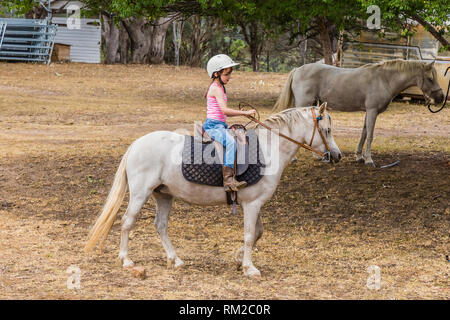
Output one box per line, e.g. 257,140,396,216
241,201,263,278
235,215,263,269
363,109,379,166
356,115,367,163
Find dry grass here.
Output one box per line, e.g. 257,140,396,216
0,62,448,300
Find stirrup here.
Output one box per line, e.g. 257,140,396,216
224,184,234,192
224,180,246,192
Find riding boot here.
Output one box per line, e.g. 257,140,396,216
222,166,247,192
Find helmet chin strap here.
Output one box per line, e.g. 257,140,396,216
213,71,226,94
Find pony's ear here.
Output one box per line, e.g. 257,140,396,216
427,60,435,69
319,102,327,115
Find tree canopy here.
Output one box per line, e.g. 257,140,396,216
1,0,448,67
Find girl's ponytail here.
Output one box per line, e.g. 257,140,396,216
204,70,227,98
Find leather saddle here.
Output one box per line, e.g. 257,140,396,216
193,122,250,175
181,123,265,188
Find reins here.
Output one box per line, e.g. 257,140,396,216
238,102,330,159
427,66,449,113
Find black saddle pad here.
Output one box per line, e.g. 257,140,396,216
181,129,265,187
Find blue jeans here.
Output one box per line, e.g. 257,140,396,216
203,118,235,168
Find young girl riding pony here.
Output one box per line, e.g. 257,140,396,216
203,54,256,193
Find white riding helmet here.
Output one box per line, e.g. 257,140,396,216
206,54,239,78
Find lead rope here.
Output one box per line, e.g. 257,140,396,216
238,102,328,158
428,66,449,113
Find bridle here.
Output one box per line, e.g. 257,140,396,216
238,102,332,162
309,108,331,152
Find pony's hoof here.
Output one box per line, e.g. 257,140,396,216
356,156,365,163
365,160,375,167
167,257,184,269
122,258,134,268
235,258,243,271
234,247,243,270
243,266,261,278
174,257,185,269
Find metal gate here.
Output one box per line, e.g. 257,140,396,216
0,18,57,64
0,22,6,50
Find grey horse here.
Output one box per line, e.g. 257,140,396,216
274,60,445,165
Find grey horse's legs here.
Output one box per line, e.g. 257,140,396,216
235,215,263,268
294,95,315,108
356,115,368,163
363,108,379,166
153,193,184,268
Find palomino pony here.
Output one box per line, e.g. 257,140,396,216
84,103,341,278
274,60,445,166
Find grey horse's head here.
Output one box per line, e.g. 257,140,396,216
311,102,342,163
420,61,444,105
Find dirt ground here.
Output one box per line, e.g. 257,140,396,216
0,63,448,300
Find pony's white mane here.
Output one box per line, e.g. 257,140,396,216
262,106,332,132
263,107,308,129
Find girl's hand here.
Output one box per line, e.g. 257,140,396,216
244,110,256,116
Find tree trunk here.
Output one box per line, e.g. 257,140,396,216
317,17,333,65
119,21,130,64
148,16,173,64
240,21,264,72
172,20,183,66
25,6,47,19
188,16,220,67
299,35,307,65
250,47,259,72
123,17,153,63
102,15,120,64
189,16,204,67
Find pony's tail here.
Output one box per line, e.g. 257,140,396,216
84,147,131,253
273,68,296,111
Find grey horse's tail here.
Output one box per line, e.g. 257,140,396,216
273,68,296,110
84,146,131,253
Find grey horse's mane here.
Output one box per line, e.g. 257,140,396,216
361,59,430,74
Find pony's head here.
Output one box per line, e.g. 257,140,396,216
419,61,444,105
309,102,342,163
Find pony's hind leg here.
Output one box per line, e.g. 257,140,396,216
119,190,151,267
153,192,184,269
363,109,379,166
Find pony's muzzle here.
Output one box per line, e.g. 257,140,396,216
325,150,341,163
435,91,445,104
